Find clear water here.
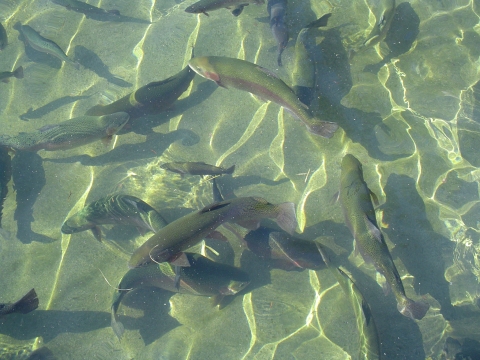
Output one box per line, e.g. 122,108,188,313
0,0,479,359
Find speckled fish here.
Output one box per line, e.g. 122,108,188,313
0,66,24,83
185,0,264,16
111,253,250,339
85,63,195,118
0,22,7,50
339,154,429,320
129,197,297,268
0,289,38,316
0,148,11,231
317,244,381,360
51,0,120,17
292,14,331,106
188,56,338,138
267,0,288,66
0,112,129,152
61,194,168,241
363,0,396,48
19,25,80,69
160,162,235,177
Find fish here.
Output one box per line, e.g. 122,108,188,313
0,22,7,50
51,0,120,17
111,253,250,339
0,289,38,316
19,25,80,69
128,196,297,268
185,0,264,17
363,0,396,48
188,56,338,138
85,63,195,119
316,244,381,360
0,66,24,83
61,194,168,241
0,112,129,152
0,148,12,232
339,154,429,320
160,162,235,177
292,14,331,106
267,0,288,66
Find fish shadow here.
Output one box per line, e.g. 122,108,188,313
363,2,420,74
43,129,200,167
74,45,132,88
12,152,55,244
19,95,92,121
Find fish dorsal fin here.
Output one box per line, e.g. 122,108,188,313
200,202,230,213
364,215,382,244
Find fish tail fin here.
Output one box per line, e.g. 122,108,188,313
306,13,332,29
12,288,39,314
306,120,339,138
225,165,235,175
13,66,24,79
397,298,430,320
275,202,297,235
111,311,125,340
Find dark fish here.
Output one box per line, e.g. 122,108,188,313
0,289,38,316
51,0,120,17
0,22,7,50
61,194,168,241
111,253,250,339
129,197,297,268
160,162,235,176
267,0,288,66
0,66,24,83
19,25,80,69
185,0,264,17
85,63,195,119
339,154,429,320
189,56,338,138
292,14,331,106
363,0,396,48
0,112,129,152
0,148,12,231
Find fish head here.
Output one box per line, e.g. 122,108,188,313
184,3,203,14
188,57,221,83
101,112,130,135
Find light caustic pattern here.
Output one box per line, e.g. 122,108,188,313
2,0,480,359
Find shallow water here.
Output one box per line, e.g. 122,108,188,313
0,0,480,359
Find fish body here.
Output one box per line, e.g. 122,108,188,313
267,0,288,66
61,194,168,241
339,154,429,320
19,25,80,69
0,289,38,316
362,0,396,48
111,253,250,338
0,112,129,152
85,64,195,118
185,0,264,16
51,0,120,17
129,197,297,268
0,22,7,50
0,148,12,229
188,56,338,138
292,14,331,106
161,162,235,176
0,66,24,83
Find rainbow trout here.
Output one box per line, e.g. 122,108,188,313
0,148,11,230
111,253,250,339
0,22,7,50
51,0,120,17
129,197,297,268
85,64,195,118
0,112,129,152
339,154,429,320
0,66,23,83
61,194,168,241
185,0,264,16
160,162,235,177
0,289,38,316
19,25,80,69
363,0,396,48
188,56,338,138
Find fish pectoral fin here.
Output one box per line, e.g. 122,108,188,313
202,10,210,16
101,135,113,146
364,215,383,244
211,294,225,308
330,191,340,205
169,252,191,267
377,272,390,295
206,230,228,242
369,189,380,206
91,226,103,242
174,265,181,290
